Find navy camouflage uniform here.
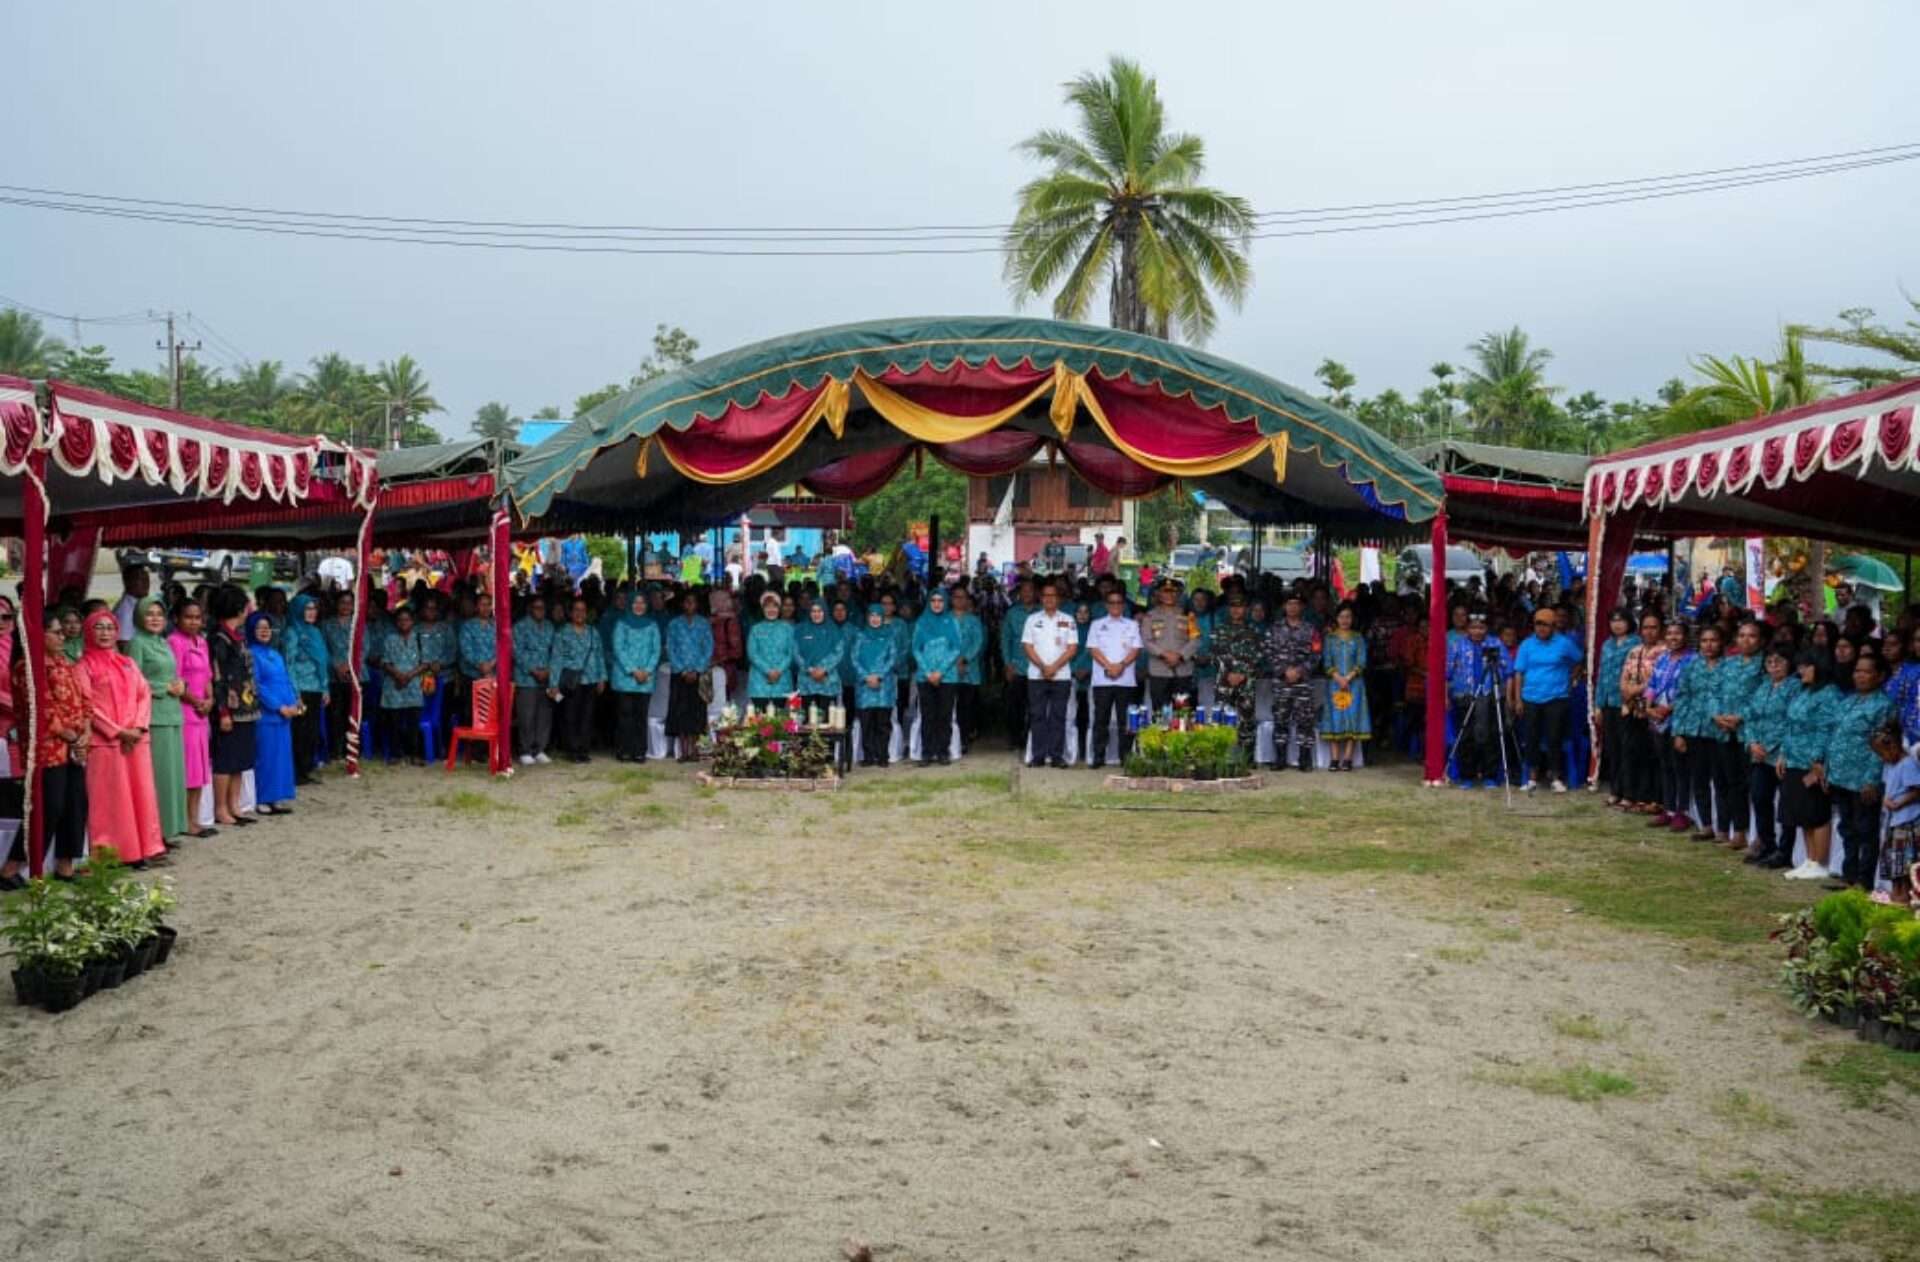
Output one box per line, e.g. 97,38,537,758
1267,619,1320,766
1210,618,1268,758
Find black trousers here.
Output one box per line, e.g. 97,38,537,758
1525,696,1569,783
1148,675,1193,709
1027,678,1071,763
954,682,979,749
1833,786,1881,888
29,764,87,862
1684,740,1714,827
1709,739,1750,836
558,685,595,757
294,692,323,780
1657,731,1688,816
895,679,912,727
1750,761,1786,856
859,707,892,765
1090,685,1134,767
385,706,423,762
1002,670,1028,746
1599,706,1623,796
1453,696,1497,782
615,691,650,760
1621,714,1656,803
328,678,355,758
917,681,953,760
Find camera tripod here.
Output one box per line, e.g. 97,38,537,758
1446,653,1518,809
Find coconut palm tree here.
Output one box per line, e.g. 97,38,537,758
1461,327,1558,442
1654,332,1822,436
1003,56,1254,343
472,401,518,442
1789,297,1920,389
0,310,63,377
233,360,292,423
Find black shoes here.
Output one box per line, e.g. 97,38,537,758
1296,752,1313,773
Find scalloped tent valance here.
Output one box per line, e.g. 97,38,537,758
506,316,1442,541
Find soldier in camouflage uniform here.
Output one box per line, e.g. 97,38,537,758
1267,592,1321,771
1209,590,1268,760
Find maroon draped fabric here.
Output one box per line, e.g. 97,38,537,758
933,431,1044,476
45,528,100,602
1062,442,1171,497
656,379,830,480
871,359,1054,417
1423,512,1449,784
801,445,914,501
1084,370,1260,462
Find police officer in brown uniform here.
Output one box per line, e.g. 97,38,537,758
1140,579,1195,710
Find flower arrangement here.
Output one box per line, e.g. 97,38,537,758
1123,724,1248,780
1774,889,1920,1049
708,698,833,779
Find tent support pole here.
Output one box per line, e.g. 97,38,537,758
22,450,47,875
1423,510,1449,785
345,504,373,777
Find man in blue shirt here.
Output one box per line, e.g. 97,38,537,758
1446,611,1511,787
1509,608,1585,793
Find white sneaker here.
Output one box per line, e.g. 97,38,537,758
519,754,534,767
1551,779,1568,794
534,752,552,765
1785,860,1830,881
1524,781,1537,793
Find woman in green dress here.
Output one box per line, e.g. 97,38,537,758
129,597,190,839
1322,601,1371,772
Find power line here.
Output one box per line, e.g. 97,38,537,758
0,291,161,326
0,152,1911,258
0,140,1912,238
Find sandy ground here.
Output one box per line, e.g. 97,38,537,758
1,755,1913,1262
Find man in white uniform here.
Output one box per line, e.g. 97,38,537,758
1086,589,1143,770
1021,581,1078,769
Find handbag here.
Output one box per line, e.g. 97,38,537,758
560,668,583,691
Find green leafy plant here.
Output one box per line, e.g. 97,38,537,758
1124,724,1246,780
69,853,150,955
0,878,99,979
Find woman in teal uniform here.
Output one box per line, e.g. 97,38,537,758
746,590,796,704
852,604,897,768
611,589,662,763
911,586,959,766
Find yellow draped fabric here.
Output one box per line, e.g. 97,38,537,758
1060,371,1288,481
652,377,849,485
853,364,1075,444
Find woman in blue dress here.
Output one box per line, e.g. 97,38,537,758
852,604,897,768
1321,601,1370,771
792,598,843,711
247,609,301,810
611,589,662,763
746,590,796,705
381,604,428,765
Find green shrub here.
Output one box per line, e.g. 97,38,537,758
1124,724,1247,780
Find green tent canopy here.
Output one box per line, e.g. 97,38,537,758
506,316,1441,540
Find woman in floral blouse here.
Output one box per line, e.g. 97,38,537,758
208,585,261,829
0,610,90,885
1616,612,1666,816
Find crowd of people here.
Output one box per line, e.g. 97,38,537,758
3,549,1917,904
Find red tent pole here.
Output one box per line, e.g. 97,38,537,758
1423,510,1449,784
490,508,514,775
21,450,47,875
346,505,372,777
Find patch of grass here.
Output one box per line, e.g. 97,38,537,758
601,767,658,794
1432,944,1487,964
433,790,514,815
1521,847,1795,944
1755,1188,1920,1260
1710,1088,1793,1132
847,771,1010,805
961,837,1066,864
1459,1198,1511,1235
554,808,589,827
1548,1012,1608,1041
1195,845,1460,876
1483,1063,1639,1103
1800,1044,1920,1110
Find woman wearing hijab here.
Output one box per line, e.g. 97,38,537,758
852,604,897,768
1,610,90,886
170,599,216,836
129,598,189,840
511,593,556,766
322,592,357,763
248,610,300,812
912,586,959,766
746,590,795,704
611,588,662,764
948,586,985,753
792,597,843,716
284,594,330,784
547,596,608,763
381,604,428,766
829,597,858,723
665,590,714,762
79,607,167,865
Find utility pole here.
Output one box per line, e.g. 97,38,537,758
154,311,202,410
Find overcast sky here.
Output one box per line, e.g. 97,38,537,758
6,1,1915,434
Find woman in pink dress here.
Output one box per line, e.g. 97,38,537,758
169,598,217,838
79,608,166,866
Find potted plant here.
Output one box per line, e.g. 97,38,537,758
144,880,179,967
2,878,100,1012
70,854,147,989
